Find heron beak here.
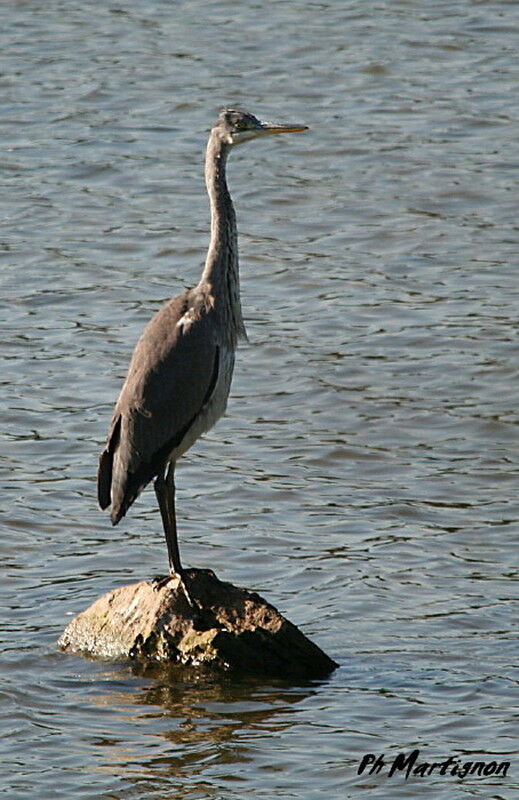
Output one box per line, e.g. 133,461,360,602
257,122,308,135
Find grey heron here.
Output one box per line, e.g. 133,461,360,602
97,109,307,579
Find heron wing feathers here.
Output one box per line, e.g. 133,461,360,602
98,291,220,522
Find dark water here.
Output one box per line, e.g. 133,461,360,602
1,1,517,797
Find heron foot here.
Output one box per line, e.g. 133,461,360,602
176,572,200,611
152,573,173,591
151,571,200,613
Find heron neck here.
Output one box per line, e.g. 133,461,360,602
199,132,246,343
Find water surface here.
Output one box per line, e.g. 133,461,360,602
1,1,517,798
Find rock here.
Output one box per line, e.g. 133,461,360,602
58,568,338,679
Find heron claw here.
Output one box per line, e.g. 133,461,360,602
151,572,199,614
152,574,172,591
177,573,200,611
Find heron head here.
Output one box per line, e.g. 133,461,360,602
215,109,308,146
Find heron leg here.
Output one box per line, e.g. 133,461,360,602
154,461,183,575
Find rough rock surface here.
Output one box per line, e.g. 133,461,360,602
58,568,338,678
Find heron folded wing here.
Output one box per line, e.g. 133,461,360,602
105,293,221,521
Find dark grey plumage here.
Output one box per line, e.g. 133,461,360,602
98,291,219,522
97,109,307,575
